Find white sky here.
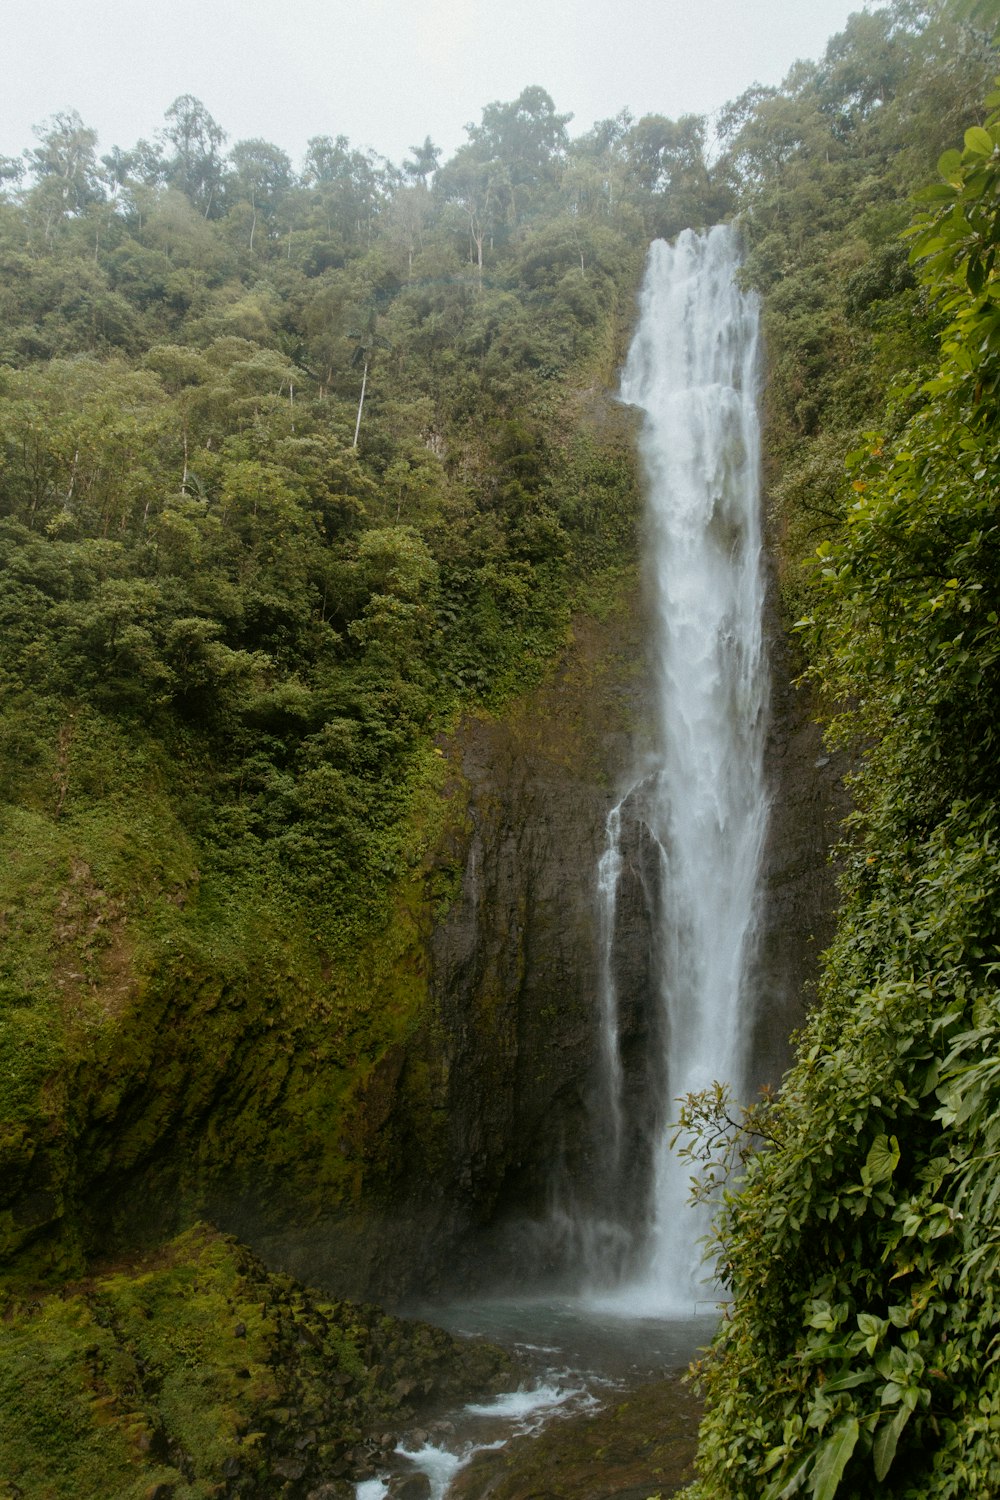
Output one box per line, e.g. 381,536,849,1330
5,0,870,169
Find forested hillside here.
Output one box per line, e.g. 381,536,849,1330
0,83,703,1282
0,52,767,1482
0,75,722,1495
5,0,1000,1495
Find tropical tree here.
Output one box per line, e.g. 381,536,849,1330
302,134,388,248
435,149,513,287
402,136,441,188
0,156,24,196
23,111,102,241
227,138,293,253
161,95,228,216
465,85,571,201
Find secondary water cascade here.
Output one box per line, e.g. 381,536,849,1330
591,223,769,1313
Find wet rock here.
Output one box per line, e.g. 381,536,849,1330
0,1226,513,1500
750,587,848,1087
272,1456,306,1481
449,1375,701,1499
389,1475,432,1500
218,598,653,1302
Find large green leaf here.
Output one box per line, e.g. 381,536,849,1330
810,1417,860,1500
819,1368,875,1393
938,148,964,184
874,1404,914,1482
864,1133,901,1186
964,125,996,158
762,1451,813,1500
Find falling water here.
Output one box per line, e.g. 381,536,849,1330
592,224,768,1314
595,801,626,1168
353,226,767,1500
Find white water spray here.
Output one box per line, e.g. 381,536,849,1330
593,225,768,1314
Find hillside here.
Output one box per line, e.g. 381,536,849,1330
4,2,1000,1497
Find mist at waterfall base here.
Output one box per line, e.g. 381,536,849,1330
358,1301,715,1500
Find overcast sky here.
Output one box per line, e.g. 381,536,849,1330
5,0,870,170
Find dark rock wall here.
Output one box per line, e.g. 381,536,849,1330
233,598,649,1302
410,567,845,1296
217,575,844,1305
748,578,848,1092
427,601,648,1287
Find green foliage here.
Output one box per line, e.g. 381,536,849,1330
8,19,1000,1500
688,41,1000,1500
0,69,675,1284
717,0,998,619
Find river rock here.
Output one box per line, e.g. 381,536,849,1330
389,1474,432,1500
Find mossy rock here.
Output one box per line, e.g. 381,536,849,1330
0,1222,512,1499
449,1376,702,1500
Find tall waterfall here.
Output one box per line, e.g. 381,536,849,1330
592,225,768,1314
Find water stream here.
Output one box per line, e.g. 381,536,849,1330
355,225,768,1495
356,1300,714,1499
584,223,768,1315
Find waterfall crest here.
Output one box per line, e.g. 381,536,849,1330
589,224,768,1315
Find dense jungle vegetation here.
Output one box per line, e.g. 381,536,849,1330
687,2,1000,1497
0,59,726,1497
0,75,680,1286
6,0,1000,1495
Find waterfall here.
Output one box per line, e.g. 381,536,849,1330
591,224,768,1314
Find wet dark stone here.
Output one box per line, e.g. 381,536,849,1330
272,1457,306,1481
389,1475,432,1500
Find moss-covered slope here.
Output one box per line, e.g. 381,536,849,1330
0,1222,512,1499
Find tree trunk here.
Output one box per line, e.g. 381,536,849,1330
353,360,369,448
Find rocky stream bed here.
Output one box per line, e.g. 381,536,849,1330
0,1224,708,1500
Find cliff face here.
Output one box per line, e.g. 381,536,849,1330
234,590,649,1299
750,593,848,1089
403,579,843,1298
0,570,842,1308
252,570,844,1303
428,600,648,1284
